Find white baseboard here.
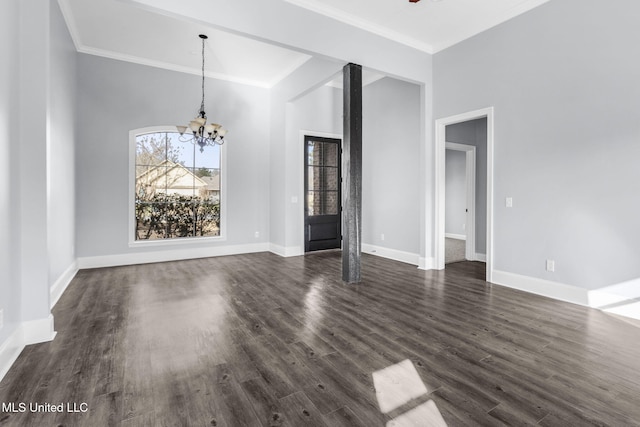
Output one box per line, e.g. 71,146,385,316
491,270,589,306
418,256,435,270
0,315,57,383
50,261,78,309
269,244,304,258
0,326,24,383
23,315,57,345
77,243,270,269
445,233,466,241
474,253,487,262
362,244,419,266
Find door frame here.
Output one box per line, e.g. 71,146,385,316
299,130,343,253
445,142,476,261
435,107,494,282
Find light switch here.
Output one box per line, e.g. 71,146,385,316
291,196,298,203
506,197,513,208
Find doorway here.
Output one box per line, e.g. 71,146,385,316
304,135,342,252
435,107,494,282
445,142,476,263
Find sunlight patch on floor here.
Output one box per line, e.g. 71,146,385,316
387,400,448,427
373,359,428,414
603,300,640,322
373,359,448,426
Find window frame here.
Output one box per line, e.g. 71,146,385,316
128,126,227,247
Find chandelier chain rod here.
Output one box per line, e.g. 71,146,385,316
200,35,206,117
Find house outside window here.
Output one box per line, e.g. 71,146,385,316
129,127,225,244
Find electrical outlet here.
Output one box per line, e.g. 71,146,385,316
381,234,385,241
506,197,513,208
546,260,555,272
254,231,260,238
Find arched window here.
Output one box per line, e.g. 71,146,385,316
129,126,225,244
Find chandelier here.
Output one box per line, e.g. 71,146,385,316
177,34,228,152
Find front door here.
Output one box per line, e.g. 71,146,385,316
304,136,342,252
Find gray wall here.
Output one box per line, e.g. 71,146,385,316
446,118,488,254
434,0,640,290
0,0,21,343
445,150,466,237
286,85,343,249
362,77,421,255
48,0,77,287
269,57,343,250
75,55,270,258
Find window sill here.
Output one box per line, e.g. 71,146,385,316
128,235,227,248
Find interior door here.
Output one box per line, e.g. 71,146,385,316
304,136,342,252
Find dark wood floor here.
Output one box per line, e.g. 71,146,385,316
1,251,639,426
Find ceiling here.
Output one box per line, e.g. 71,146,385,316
283,0,550,53
58,0,312,88
59,0,550,88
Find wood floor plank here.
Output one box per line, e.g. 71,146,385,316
240,376,287,427
278,392,328,427
322,406,368,427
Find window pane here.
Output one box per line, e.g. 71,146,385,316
308,166,339,192
136,133,169,166
307,141,338,167
307,190,339,216
307,191,316,216
164,164,195,197
165,202,195,238
193,168,220,202
195,143,221,169
135,202,167,240
170,134,194,168
194,199,220,237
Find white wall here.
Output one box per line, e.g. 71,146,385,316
0,0,21,345
48,0,77,291
434,0,640,291
362,77,421,258
75,54,270,263
445,150,466,237
17,0,52,331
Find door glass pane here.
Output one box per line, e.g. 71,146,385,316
308,190,338,215
308,141,338,167
308,166,339,192
307,191,316,216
